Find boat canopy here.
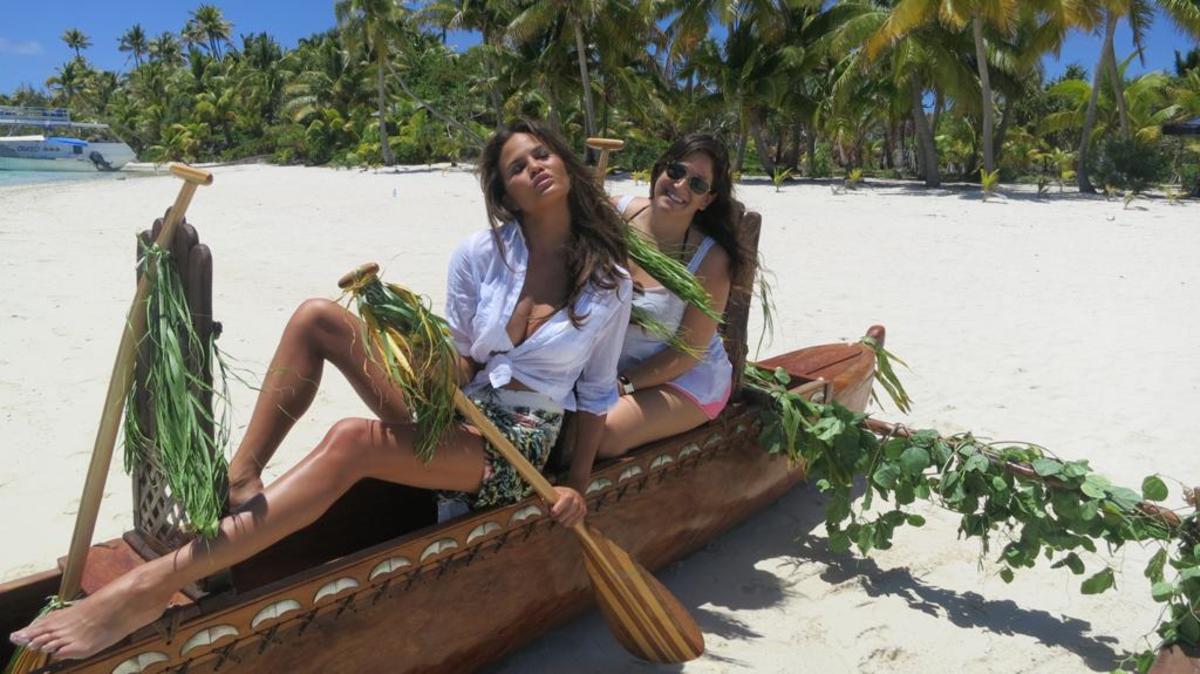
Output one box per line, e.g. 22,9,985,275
1163,117,1200,136
0,105,108,130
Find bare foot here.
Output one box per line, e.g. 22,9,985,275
9,569,174,660
227,474,264,511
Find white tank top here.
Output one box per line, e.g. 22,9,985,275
615,195,733,406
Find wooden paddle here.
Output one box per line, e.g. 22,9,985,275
58,163,213,602
336,263,704,663
586,137,624,188
455,393,705,662
7,164,214,674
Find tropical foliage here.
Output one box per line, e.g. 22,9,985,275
2,2,1198,192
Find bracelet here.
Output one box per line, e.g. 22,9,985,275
618,375,635,396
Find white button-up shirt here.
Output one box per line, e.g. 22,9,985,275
445,222,632,415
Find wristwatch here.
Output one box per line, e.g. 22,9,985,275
618,375,635,396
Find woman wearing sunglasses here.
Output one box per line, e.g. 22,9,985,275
598,134,750,459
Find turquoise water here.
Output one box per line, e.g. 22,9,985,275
0,170,124,188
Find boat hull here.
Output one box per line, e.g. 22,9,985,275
0,338,877,673
0,142,135,172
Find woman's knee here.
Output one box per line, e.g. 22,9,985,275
313,417,374,484
289,298,351,340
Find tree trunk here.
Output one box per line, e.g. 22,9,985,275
911,77,940,187
734,123,748,174
931,89,944,137
376,61,395,166
750,111,776,175
572,18,596,139
386,62,484,145
791,120,802,170
973,15,995,174
884,122,895,169
1105,37,1132,139
773,122,784,167
484,31,504,129
1077,11,1114,193
993,95,1012,166
806,127,816,177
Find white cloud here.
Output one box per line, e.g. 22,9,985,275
0,38,44,56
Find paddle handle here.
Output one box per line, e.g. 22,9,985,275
58,164,212,601
452,390,560,506
586,137,624,188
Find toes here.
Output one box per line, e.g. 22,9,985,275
27,630,60,652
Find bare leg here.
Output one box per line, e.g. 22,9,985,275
228,299,411,507
597,386,710,459
11,419,486,660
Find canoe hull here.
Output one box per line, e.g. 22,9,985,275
2,337,877,673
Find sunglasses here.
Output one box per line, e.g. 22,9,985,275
664,162,712,195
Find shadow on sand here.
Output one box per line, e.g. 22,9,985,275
488,482,1129,673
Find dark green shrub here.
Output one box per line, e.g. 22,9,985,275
1092,137,1169,193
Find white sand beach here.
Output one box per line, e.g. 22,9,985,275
1,165,1197,673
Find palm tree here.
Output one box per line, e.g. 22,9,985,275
119,24,150,68
46,60,86,106
1076,0,1200,191
336,0,404,165
148,32,184,67
61,28,92,60
866,0,1023,176
421,0,517,128
509,0,641,140
187,4,234,60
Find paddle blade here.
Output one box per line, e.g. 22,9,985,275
575,524,704,663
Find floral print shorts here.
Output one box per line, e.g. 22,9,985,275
442,388,564,510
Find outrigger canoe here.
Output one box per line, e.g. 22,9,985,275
0,211,881,673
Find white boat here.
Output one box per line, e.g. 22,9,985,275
0,106,135,172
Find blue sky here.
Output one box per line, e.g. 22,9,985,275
1,2,1196,93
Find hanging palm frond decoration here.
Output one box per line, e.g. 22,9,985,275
122,242,230,539
629,305,704,359
625,226,722,323
339,263,459,462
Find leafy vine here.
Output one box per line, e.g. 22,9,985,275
744,352,1199,673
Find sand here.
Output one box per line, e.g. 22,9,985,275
1,165,1197,672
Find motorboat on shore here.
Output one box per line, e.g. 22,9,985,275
0,106,135,172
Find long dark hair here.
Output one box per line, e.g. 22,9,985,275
649,134,750,288
479,119,628,326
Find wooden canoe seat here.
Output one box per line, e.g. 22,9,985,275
56,533,197,607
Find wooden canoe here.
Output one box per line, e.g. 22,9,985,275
0,330,879,674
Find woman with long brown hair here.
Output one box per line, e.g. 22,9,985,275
10,119,632,660
600,134,749,458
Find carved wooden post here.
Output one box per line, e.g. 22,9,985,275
130,214,220,555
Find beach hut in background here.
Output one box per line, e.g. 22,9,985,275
1163,117,1200,196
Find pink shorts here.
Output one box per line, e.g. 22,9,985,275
666,381,731,421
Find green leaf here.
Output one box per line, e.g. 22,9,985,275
1000,567,1014,583
1080,567,1115,595
1179,566,1200,581
1080,475,1108,499
1051,552,1086,575
1079,499,1100,521
906,514,926,527
1152,581,1177,602
1107,486,1141,512
1032,458,1063,477
1145,549,1167,583
899,446,931,476
1141,475,1168,502
965,453,990,473
1061,460,1090,479
828,531,851,553
772,366,790,386
873,463,900,490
